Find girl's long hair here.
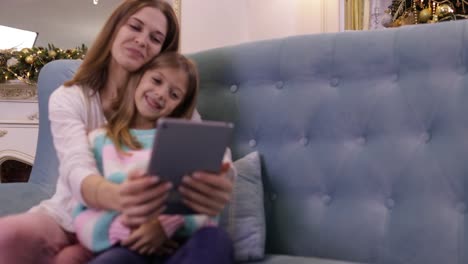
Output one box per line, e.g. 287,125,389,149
106,52,199,153
64,0,180,95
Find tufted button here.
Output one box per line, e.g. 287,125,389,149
323,195,331,205
392,74,399,82
421,132,431,143
270,193,278,201
330,78,339,87
300,137,309,146
386,198,395,209
275,81,284,89
248,139,257,147
457,202,467,214
357,136,366,145
230,84,238,93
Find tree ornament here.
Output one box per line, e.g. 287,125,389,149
25,55,34,64
20,48,31,54
6,57,18,67
48,50,57,58
400,12,416,26
419,8,433,23
436,4,454,18
382,10,393,27
393,18,403,27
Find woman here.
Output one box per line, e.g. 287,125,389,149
0,1,233,263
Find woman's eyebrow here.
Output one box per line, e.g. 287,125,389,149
130,17,166,38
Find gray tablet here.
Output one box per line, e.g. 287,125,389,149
147,118,234,214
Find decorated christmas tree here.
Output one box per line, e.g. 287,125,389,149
383,0,468,27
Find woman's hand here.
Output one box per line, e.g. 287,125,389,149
120,219,167,255
119,169,172,228
179,162,233,216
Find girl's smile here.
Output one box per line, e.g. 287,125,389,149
144,93,164,111
134,66,188,128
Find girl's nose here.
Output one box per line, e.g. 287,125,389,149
153,92,165,106
157,96,165,107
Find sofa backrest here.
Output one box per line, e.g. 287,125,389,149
32,60,81,194
189,20,468,264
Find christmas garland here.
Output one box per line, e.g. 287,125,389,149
0,44,87,85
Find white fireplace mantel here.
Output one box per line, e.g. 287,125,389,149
0,149,34,165
0,82,38,177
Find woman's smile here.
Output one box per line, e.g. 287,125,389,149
125,47,145,60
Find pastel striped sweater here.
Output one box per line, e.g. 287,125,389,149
73,128,218,252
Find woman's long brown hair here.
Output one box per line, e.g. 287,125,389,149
106,52,199,153
64,0,180,95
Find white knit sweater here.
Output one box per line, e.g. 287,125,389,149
30,84,106,231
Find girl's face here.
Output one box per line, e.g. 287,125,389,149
111,7,168,72
134,67,188,128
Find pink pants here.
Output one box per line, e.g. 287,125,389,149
0,212,94,264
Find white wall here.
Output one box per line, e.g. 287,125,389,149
181,0,341,53
0,0,340,51
0,0,122,49
180,0,249,54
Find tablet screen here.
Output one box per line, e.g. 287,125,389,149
148,118,234,214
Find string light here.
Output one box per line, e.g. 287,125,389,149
93,0,98,5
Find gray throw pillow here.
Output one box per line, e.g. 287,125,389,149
220,151,265,262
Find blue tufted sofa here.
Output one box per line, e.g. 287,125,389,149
2,20,468,264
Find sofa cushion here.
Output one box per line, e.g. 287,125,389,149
220,151,266,262
0,183,51,216
248,254,366,264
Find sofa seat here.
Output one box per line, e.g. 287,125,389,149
0,183,51,216
249,255,366,264
6,21,468,263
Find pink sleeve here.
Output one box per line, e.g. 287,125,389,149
108,215,131,245
158,215,185,238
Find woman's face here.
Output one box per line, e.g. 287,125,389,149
111,7,168,72
134,67,188,128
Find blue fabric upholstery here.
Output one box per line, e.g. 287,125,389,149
190,20,468,264
0,60,81,216
3,20,468,263
249,255,366,264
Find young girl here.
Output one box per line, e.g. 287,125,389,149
73,52,233,263
0,1,233,263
